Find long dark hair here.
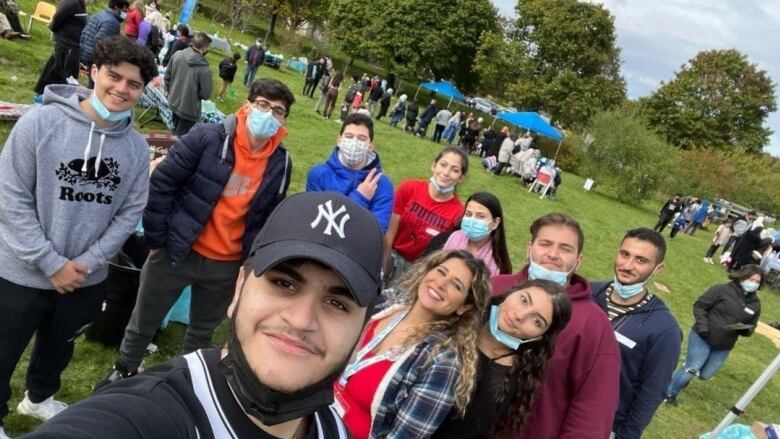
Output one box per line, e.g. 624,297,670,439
490,279,572,435
728,264,764,289
464,192,512,274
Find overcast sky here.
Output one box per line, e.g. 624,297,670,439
491,0,780,156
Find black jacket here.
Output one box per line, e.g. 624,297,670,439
50,0,87,47
405,102,419,121
692,281,761,350
369,86,383,102
162,36,190,67
218,58,238,81
731,227,771,268
143,115,291,265
658,198,681,219
420,104,437,123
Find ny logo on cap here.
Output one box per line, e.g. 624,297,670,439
310,200,350,238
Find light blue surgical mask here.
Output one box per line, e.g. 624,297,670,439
488,305,541,350
740,281,759,293
461,217,491,241
612,276,646,299
89,93,132,122
248,107,281,139
429,176,456,194
527,254,574,286
119,10,127,20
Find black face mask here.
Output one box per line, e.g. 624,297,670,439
218,311,343,426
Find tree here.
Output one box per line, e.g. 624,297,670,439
471,31,524,99
327,0,498,91
642,49,777,152
473,0,626,128
326,0,374,72
279,0,329,33
580,107,675,205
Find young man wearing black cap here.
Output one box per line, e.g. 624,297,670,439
27,191,385,438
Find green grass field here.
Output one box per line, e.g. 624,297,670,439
1,2,779,437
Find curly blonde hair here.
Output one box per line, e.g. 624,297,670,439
388,249,492,415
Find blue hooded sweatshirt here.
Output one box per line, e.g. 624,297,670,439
591,281,682,439
305,147,393,232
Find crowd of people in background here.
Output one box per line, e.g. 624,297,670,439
1,2,777,438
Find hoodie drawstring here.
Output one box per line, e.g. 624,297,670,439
81,121,106,177
82,121,95,173
94,133,105,178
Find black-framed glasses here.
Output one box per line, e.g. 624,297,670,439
251,98,288,120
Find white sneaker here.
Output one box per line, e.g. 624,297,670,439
16,391,67,422
0,426,10,439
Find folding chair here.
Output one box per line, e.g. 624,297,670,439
529,167,555,199
27,1,56,36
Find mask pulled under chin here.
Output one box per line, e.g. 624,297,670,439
527,256,573,286
429,176,455,194
218,318,338,426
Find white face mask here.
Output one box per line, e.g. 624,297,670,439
338,137,370,168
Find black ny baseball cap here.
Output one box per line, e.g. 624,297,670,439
248,192,384,307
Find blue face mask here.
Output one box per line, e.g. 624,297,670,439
429,176,456,194
248,107,281,139
527,254,574,286
89,93,132,122
488,305,541,350
461,217,491,241
612,276,646,299
740,281,759,293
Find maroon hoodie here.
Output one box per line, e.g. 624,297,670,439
491,267,620,439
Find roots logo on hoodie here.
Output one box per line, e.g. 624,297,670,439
55,156,121,204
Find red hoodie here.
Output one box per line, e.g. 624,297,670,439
491,267,620,439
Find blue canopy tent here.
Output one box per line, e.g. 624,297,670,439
495,111,566,160
413,81,466,107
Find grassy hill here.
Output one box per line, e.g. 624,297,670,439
1,1,779,437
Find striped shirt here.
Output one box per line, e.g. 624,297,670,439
606,285,653,322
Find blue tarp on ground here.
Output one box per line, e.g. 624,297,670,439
496,111,564,142
420,81,466,102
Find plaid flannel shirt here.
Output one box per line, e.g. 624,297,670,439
366,290,460,438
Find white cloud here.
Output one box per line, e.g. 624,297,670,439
490,0,780,155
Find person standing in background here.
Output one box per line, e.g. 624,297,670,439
164,31,212,136
122,0,142,38
217,52,240,101
244,38,266,88
33,0,88,95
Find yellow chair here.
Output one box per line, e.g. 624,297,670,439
27,1,56,34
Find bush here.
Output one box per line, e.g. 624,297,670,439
662,147,780,214
665,148,736,200
580,107,676,205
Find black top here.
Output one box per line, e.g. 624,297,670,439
693,282,761,349
27,349,350,439
432,352,513,439
50,0,86,46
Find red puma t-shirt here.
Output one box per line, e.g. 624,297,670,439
391,179,464,261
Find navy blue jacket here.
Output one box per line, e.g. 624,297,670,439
79,9,121,63
305,148,393,232
143,116,291,265
591,281,682,439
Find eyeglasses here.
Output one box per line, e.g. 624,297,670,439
251,98,287,120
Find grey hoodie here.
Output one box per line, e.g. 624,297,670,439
164,47,213,121
0,84,150,289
